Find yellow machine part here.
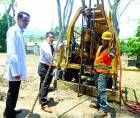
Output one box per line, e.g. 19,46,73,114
55,0,121,103
57,1,120,81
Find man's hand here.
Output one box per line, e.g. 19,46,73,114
51,65,56,70
14,75,20,80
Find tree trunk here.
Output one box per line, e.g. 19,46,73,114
56,0,62,30
56,0,74,42
109,0,120,35
5,0,16,27
108,0,132,35
65,0,74,31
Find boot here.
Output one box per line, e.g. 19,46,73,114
89,102,100,110
94,109,107,118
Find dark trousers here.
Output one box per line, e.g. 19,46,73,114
38,63,53,106
4,81,21,117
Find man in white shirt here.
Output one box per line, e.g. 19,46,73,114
3,11,30,118
38,32,55,113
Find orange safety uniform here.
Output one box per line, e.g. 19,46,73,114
94,46,112,74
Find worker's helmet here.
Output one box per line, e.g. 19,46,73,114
101,31,112,40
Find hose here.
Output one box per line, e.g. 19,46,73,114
119,58,140,115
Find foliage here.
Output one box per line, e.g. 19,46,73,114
136,25,140,37
127,21,140,60
0,13,13,52
0,0,11,4
120,40,129,55
0,0,16,15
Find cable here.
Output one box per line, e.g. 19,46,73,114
25,31,62,118
58,97,90,117
119,57,140,115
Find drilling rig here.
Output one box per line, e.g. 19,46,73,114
56,0,120,102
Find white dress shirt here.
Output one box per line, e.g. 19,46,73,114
39,40,55,66
4,24,27,81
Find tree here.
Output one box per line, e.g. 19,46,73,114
56,0,74,42
120,40,129,55
0,14,13,52
0,0,17,52
55,0,134,41
127,21,140,61
107,0,133,35
0,0,16,27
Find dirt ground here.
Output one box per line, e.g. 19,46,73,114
0,53,140,118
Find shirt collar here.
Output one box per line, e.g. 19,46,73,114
16,24,24,33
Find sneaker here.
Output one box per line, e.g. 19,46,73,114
3,110,17,118
94,109,107,118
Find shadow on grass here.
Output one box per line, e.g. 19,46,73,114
16,109,40,118
47,98,59,107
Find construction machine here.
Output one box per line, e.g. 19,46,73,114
56,0,120,102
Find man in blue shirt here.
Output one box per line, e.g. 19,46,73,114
3,11,30,118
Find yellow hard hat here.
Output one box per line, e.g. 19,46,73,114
101,31,112,40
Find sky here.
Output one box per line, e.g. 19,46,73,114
1,0,140,38
118,0,140,38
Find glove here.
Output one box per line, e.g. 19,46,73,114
109,48,116,58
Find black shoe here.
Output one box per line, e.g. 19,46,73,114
14,109,22,115
3,115,16,118
3,109,22,118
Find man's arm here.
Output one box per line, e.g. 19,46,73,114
109,47,116,58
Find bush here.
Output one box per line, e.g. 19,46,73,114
136,63,140,69
0,14,14,52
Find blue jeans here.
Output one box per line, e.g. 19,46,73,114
94,72,110,112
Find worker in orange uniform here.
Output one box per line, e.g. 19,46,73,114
92,31,116,118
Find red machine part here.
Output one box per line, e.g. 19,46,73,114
119,61,140,114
